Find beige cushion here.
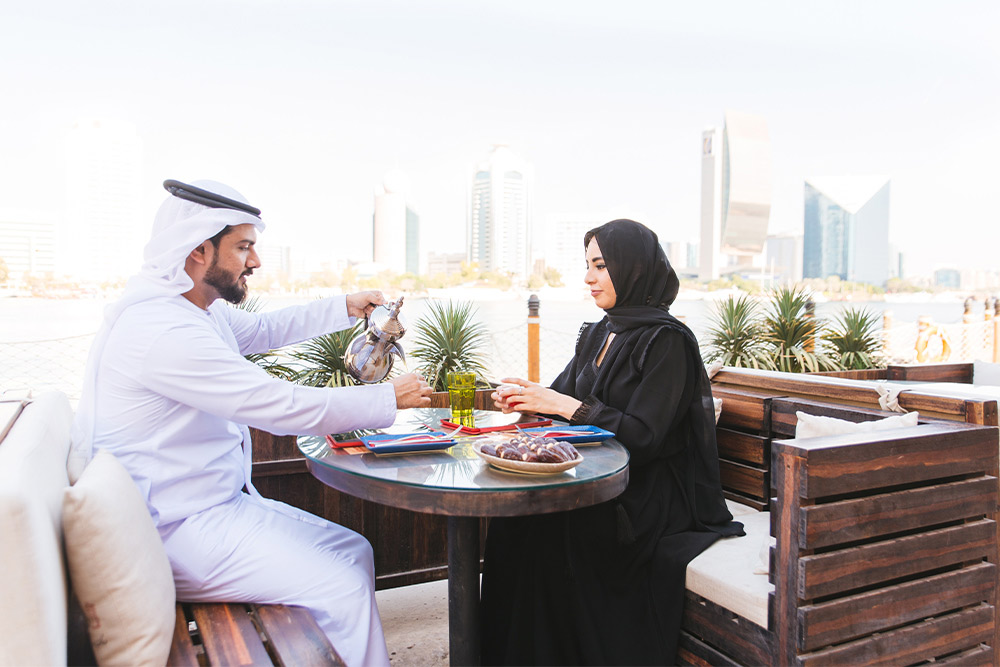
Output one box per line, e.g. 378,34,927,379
712,397,723,423
63,450,176,666
724,500,773,573
795,410,918,439
974,359,1000,386
724,499,758,517
0,392,73,666
686,508,773,628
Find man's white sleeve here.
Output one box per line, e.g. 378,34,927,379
220,296,355,355
140,322,395,436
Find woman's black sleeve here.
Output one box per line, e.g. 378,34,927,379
571,331,694,466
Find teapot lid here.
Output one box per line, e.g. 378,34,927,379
369,297,406,337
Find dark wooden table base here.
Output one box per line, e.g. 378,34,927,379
448,516,482,666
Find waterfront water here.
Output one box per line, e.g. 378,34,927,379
0,290,984,400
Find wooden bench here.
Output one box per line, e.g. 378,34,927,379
0,392,344,667
167,602,344,666
678,372,1000,666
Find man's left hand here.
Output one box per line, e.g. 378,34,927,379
347,291,386,319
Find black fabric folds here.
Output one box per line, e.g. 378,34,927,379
480,219,743,666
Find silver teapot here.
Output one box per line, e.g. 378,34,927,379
344,297,407,384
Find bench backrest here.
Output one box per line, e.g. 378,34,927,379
713,385,774,511
887,362,974,383
714,366,998,425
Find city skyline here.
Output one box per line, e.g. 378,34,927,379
1,1,997,280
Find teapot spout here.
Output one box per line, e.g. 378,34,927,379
390,342,406,365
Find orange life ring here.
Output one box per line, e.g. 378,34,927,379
915,325,952,363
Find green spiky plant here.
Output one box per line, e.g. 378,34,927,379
826,307,886,370
702,294,776,369
761,286,841,373
288,321,366,388
233,296,297,380
409,300,490,391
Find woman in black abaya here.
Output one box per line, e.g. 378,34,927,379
480,219,744,666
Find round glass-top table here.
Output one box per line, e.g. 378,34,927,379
298,407,630,666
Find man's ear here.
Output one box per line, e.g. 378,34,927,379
189,242,212,266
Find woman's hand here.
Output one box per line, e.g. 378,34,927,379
346,291,386,319
491,376,582,421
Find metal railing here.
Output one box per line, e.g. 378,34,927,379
6,296,998,402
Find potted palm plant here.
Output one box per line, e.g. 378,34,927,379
702,294,776,369
289,321,366,388
408,300,490,391
761,286,839,373
826,307,886,370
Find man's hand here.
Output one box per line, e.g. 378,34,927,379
346,291,386,319
389,373,433,409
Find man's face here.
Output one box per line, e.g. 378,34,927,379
203,223,260,304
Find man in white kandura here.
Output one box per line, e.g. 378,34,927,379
69,179,431,667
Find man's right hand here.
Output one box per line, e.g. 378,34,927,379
389,373,433,409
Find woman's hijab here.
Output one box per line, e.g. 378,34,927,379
586,219,682,334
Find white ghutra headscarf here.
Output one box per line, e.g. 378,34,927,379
68,180,266,481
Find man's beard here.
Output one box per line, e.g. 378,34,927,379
204,258,250,305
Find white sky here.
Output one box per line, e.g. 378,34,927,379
1,0,997,276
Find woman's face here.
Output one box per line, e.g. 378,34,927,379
584,237,617,310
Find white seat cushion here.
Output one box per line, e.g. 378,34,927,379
686,508,773,628
0,392,74,666
725,499,759,517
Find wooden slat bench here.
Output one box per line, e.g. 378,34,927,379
680,379,1000,666
167,601,344,666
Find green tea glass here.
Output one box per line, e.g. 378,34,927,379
447,372,477,427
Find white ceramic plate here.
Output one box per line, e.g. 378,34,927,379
474,445,583,475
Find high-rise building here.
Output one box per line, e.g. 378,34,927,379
468,145,530,275
934,268,960,289
699,111,772,281
426,252,466,276
664,241,688,271
372,169,419,274
803,176,890,286
546,219,598,286
686,242,699,273
255,244,292,284
0,211,57,280
405,208,419,275
63,119,143,281
764,233,803,284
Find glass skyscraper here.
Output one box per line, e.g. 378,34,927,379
803,176,891,286
700,111,772,281
373,169,419,274
468,145,530,275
